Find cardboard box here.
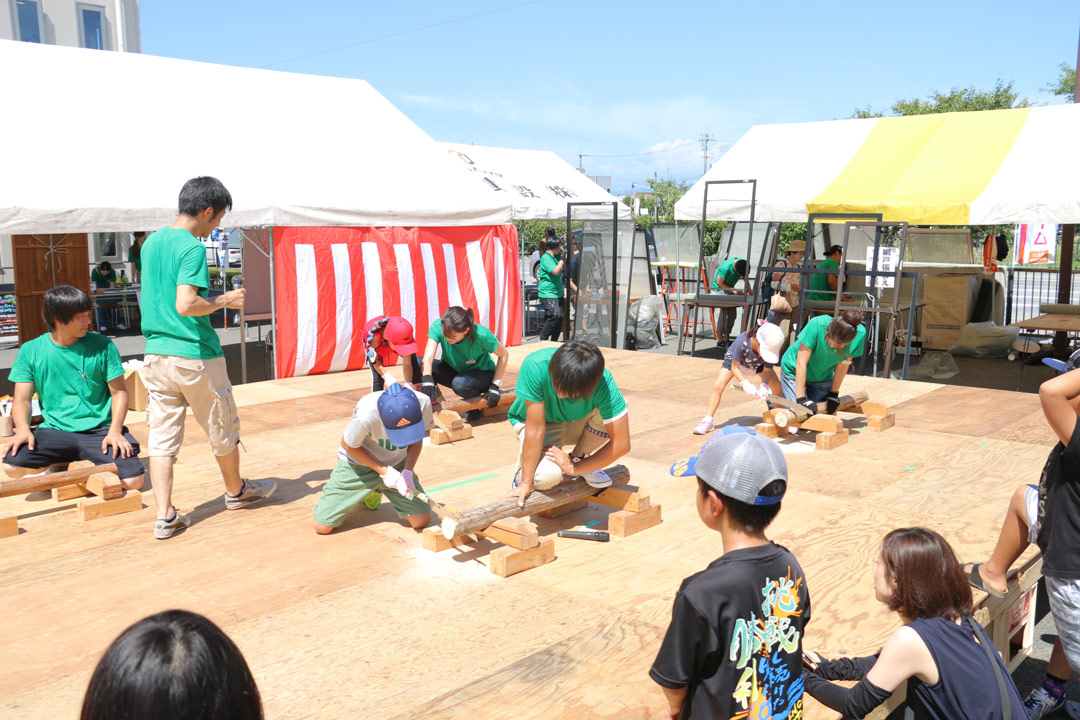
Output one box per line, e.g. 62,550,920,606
921,273,981,350
124,368,148,412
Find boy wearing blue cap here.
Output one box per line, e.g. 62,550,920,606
652,431,811,719
313,383,434,534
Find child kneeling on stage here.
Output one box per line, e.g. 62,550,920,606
313,383,433,534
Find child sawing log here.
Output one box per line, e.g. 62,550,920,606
440,465,630,540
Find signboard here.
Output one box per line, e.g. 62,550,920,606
1016,223,1057,265
0,293,17,337
865,246,899,288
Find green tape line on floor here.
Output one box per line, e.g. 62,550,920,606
428,473,499,493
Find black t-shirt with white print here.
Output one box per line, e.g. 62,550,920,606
1037,419,1080,578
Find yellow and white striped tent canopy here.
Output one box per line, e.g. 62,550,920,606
675,104,1080,225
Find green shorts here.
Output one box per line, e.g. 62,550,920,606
313,459,431,529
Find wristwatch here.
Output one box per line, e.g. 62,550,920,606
492,378,503,387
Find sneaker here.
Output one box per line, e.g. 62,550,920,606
693,417,714,435
1065,701,1080,720
1024,687,1065,720
115,323,127,331
363,490,382,511
154,511,191,540
583,470,613,489
98,325,108,332
511,468,522,489
224,478,277,510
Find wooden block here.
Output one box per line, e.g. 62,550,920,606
538,500,587,519
755,422,780,439
85,473,123,499
434,410,465,431
0,513,17,539
853,401,890,417
589,485,651,512
52,483,92,502
429,424,473,445
479,518,539,550
800,414,845,434
868,413,896,432
608,504,662,538
815,429,849,451
762,409,779,424
77,490,142,521
489,538,555,578
422,526,475,552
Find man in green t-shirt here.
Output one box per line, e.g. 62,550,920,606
3,286,144,488
505,341,631,507
537,230,565,342
711,256,747,343
140,176,275,540
806,245,843,302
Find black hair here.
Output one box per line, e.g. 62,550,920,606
549,340,605,399
80,610,263,720
698,478,785,533
178,176,233,218
441,306,477,342
545,235,563,252
827,309,865,345
545,227,558,239
98,261,112,273
733,259,748,276
824,244,844,257
42,285,92,331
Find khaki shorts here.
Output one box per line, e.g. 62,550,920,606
142,354,241,457
513,408,608,489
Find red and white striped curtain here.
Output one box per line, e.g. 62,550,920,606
273,225,522,379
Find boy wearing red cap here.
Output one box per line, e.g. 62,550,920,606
363,316,421,392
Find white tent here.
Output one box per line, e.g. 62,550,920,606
436,142,630,221
676,105,1080,225
0,40,513,233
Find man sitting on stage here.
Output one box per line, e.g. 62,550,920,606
3,285,144,489
505,340,630,507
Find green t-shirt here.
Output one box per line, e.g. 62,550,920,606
90,268,117,286
507,347,627,426
8,332,123,433
140,227,223,359
428,320,498,373
712,257,744,289
807,257,839,301
780,315,866,383
128,245,142,272
537,252,564,299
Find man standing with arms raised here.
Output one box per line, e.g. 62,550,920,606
140,177,275,539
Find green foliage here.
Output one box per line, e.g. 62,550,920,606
648,177,690,222
702,221,727,256
208,268,243,281
778,223,807,253
1047,62,1076,101
852,79,1030,118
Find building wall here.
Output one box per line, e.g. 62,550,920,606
3,0,140,51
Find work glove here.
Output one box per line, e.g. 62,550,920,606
797,396,818,415
419,375,438,402
400,469,417,498
740,380,758,397
485,384,502,408
381,466,411,499
824,391,840,415
755,384,772,400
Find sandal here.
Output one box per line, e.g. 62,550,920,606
964,562,1006,598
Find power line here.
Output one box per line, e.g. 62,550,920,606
260,0,543,69
699,132,714,175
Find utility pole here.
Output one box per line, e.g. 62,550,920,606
699,132,714,176
578,150,584,170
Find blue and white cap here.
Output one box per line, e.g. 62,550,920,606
377,384,426,447
670,426,787,505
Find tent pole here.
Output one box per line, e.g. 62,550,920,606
1056,224,1075,355
268,226,277,380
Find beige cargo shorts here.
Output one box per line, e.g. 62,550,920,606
142,354,241,457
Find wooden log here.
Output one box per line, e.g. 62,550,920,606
0,463,118,499
440,465,630,540
765,390,869,422
441,390,516,414
422,526,476,552
772,409,798,428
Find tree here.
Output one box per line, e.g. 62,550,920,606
852,79,1030,118
647,178,690,222
1047,62,1076,101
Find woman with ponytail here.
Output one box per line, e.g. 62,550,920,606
419,306,508,411
778,309,866,415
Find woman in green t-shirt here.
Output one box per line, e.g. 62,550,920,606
90,261,122,332
419,306,508,409
779,310,866,415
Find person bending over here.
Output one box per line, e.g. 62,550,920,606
419,306,508,413
693,321,784,435
779,309,865,416
363,315,421,392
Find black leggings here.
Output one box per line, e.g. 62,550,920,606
431,358,494,400
371,354,422,392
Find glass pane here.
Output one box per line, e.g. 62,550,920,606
16,0,41,43
81,7,104,50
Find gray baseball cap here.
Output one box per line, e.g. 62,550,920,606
672,430,788,506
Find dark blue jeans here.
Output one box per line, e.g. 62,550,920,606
539,297,563,342
432,358,493,400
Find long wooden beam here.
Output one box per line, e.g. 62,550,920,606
441,390,516,414
0,463,118,499
440,465,630,539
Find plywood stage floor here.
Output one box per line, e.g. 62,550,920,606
0,344,1051,719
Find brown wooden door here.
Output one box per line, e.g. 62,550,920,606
12,234,90,344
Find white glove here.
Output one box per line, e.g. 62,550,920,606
382,373,400,386
740,380,758,396
755,384,772,400
381,466,411,499
401,469,417,498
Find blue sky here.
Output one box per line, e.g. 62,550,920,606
143,1,1077,195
